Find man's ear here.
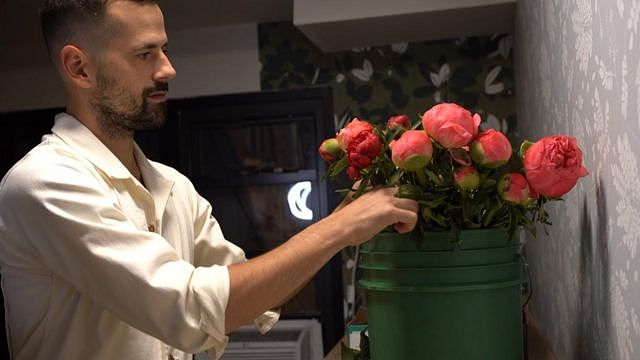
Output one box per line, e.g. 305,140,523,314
59,44,95,89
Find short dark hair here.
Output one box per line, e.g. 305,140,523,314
40,0,158,66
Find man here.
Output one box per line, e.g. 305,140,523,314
0,1,418,359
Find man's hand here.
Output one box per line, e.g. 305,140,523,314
327,187,419,247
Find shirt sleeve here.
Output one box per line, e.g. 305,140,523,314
1,154,230,353
190,188,280,346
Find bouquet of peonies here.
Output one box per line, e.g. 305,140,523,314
319,103,589,240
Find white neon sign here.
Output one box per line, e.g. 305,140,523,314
287,181,313,220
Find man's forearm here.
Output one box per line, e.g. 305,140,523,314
224,218,345,332
223,187,418,332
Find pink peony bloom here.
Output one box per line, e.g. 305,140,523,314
390,130,433,171
347,130,382,169
337,118,374,150
470,129,513,168
498,173,531,205
523,135,589,198
318,138,343,162
421,103,481,148
386,114,411,131
454,166,480,191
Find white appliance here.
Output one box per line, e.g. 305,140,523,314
194,319,324,360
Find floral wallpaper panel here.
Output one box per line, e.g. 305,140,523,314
516,0,640,359
259,22,516,138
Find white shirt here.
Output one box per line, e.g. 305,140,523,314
0,113,278,360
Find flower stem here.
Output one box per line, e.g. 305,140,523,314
415,169,427,187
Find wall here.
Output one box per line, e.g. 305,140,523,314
0,24,261,112
259,22,516,136
515,1,640,358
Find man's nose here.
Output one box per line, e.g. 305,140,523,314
154,52,176,82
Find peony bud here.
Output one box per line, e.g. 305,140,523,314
386,114,411,131
318,138,343,162
497,173,531,205
421,103,481,148
390,130,433,171
470,129,513,168
454,166,480,191
523,135,589,197
337,118,374,150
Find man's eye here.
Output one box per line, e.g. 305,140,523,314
138,52,151,59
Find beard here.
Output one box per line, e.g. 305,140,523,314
90,70,168,139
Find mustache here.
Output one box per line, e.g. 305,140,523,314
144,82,169,95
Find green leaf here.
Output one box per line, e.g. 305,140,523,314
387,170,404,186
329,157,349,177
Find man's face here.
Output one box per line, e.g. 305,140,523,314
89,1,176,138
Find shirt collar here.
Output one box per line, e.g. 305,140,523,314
51,112,134,180
51,112,175,223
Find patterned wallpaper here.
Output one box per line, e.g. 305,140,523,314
259,22,516,137
516,1,640,359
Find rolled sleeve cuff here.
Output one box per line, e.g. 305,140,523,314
191,264,230,353
254,308,280,334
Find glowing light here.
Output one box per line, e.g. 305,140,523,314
287,181,313,220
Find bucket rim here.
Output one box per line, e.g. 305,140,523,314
358,278,523,292
358,259,524,272
359,243,523,255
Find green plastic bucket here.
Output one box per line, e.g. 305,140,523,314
358,228,525,359
359,259,525,286
361,228,517,252
359,244,522,268
359,279,523,360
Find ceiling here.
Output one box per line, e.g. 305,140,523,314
0,0,292,68
0,0,515,68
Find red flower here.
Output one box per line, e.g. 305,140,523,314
346,165,361,181
454,166,480,191
498,173,531,205
347,131,382,169
318,138,342,162
390,130,433,171
523,135,589,197
336,118,374,150
386,114,411,131
421,103,481,148
470,129,513,168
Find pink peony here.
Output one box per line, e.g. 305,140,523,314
523,135,589,198
386,114,411,131
318,138,342,162
337,118,374,150
454,166,480,191
390,130,433,171
421,103,481,148
470,129,513,168
346,130,382,169
498,173,531,205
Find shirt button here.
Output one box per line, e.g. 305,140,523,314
148,224,156,232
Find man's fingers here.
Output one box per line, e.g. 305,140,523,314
392,208,419,233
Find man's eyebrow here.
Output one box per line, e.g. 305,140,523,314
134,42,169,51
